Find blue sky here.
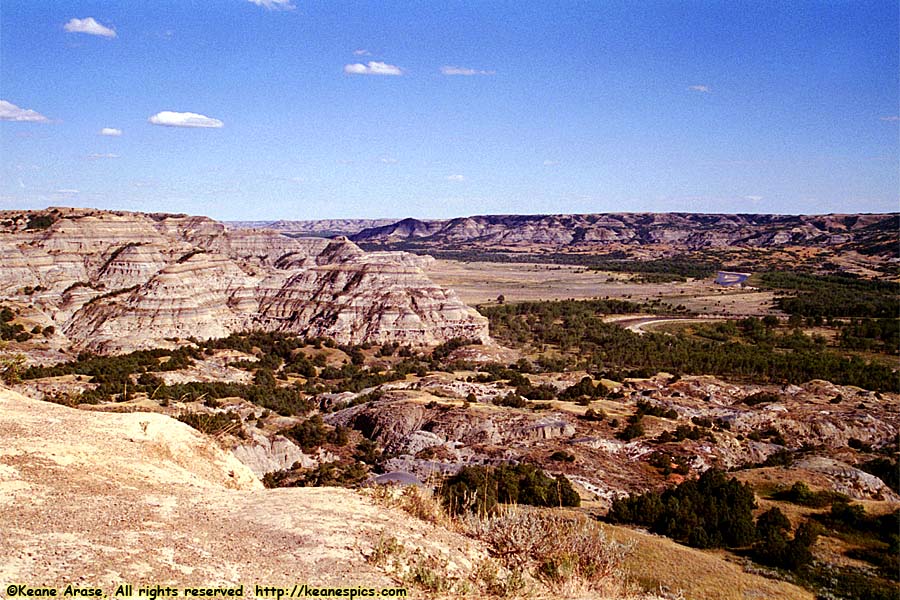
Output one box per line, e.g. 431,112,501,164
1,1,897,220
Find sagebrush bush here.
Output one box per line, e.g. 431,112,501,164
462,507,631,588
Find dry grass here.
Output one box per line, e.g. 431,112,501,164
364,475,819,599
607,524,814,600
368,485,655,598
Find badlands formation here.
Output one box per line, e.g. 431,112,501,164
0,386,487,588
0,208,488,353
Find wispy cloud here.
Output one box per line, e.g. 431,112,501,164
87,153,119,160
148,111,224,128
353,49,372,56
446,174,466,182
379,157,398,164
64,17,116,38
688,85,710,93
880,116,900,122
0,100,50,123
744,195,763,202
99,127,122,136
54,189,80,196
247,0,295,10
441,66,495,76
344,61,403,76
542,160,559,166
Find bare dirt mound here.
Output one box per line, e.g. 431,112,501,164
0,387,486,590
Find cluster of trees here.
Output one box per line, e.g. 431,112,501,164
25,213,57,230
610,470,899,598
760,271,899,319
694,318,828,352
0,306,53,342
559,376,606,402
752,507,820,570
280,415,349,451
696,311,897,358
480,298,898,392
263,460,368,489
20,331,436,409
441,464,580,515
837,318,899,355
608,469,757,549
608,471,824,572
22,347,200,403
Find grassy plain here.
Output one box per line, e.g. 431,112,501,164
426,259,777,316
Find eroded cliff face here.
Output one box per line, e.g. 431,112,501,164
346,213,899,256
0,208,489,352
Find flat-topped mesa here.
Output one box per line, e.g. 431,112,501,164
0,208,489,353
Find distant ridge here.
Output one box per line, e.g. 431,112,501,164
228,218,396,236
231,212,899,259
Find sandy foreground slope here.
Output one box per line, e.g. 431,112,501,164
0,387,488,595
0,387,814,600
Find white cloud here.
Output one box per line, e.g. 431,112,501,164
542,160,559,166
0,100,50,122
880,116,900,122
247,0,296,10
344,61,403,76
688,85,710,93
744,195,763,202
87,153,119,160
99,127,122,136
148,111,224,128
64,17,116,38
55,189,80,195
441,66,495,76
379,157,398,164
353,49,371,56
446,174,466,182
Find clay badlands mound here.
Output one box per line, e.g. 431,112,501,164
0,208,488,353
0,386,489,588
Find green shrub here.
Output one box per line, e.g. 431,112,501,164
771,481,848,508
281,415,346,451
752,507,819,570
742,391,780,406
549,450,575,463
494,392,529,409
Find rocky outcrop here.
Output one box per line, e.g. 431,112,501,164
794,457,900,502
326,397,577,463
231,433,314,477
0,208,489,352
319,374,899,501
